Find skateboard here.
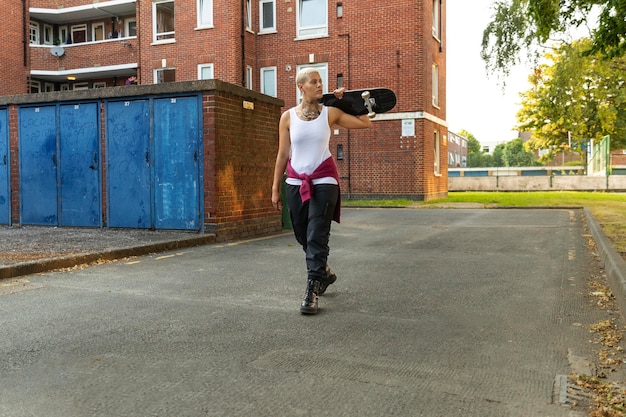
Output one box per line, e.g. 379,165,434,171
320,88,396,118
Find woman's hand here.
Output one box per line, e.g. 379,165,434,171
333,87,346,99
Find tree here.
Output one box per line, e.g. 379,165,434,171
503,138,539,166
481,0,626,79
515,39,626,159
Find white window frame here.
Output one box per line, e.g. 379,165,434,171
59,26,68,44
198,63,214,80
125,18,137,37
153,0,175,43
196,0,213,28
44,82,55,92
30,80,41,93
154,67,176,84
295,63,328,102
60,84,70,91
71,24,87,43
259,0,276,33
296,0,327,39
434,130,441,175
73,82,89,91
93,82,107,88
432,0,440,40
92,22,105,42
432,63,439,108
43,24,54,45
29,22,40,44
246,66,253,89
245,0,252,31
260,66,277,97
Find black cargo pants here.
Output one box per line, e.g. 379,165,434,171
286,183,339,281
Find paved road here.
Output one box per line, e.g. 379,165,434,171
0,208,614,416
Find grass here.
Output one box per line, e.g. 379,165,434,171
343,191,626,256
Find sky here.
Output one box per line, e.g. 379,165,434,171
446,0,533,150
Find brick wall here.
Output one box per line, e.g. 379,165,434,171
3,1,28,95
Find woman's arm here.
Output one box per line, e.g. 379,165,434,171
327,106,372,130
271,111,291,210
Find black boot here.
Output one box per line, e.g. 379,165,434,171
318,265,337,295
300,279,320,315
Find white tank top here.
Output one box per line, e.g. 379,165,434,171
286,106,337,186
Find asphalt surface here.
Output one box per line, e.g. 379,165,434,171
1,208,626,416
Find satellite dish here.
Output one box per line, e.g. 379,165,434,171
50,46,65,57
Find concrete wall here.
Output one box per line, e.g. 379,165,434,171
449,175,626,192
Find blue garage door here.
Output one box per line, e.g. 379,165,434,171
59,103,101,226
153,96,201,230
106,99,151,228
0,109,9,224
19,105,58,225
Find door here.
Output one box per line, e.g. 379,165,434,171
0,109,9,224
19,105,58,225
58,103,101,226
153,96,201,230
106,99,151,228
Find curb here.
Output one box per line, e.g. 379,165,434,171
584,207,626,315
0,234,216,280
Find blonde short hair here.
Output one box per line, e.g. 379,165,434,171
296,67,320,86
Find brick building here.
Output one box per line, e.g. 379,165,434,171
9,0,448,200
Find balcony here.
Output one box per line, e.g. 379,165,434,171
30,38,138,83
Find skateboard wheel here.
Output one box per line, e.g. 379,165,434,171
361,91,371,99
368,112,376,119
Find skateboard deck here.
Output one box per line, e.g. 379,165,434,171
320,88,396,118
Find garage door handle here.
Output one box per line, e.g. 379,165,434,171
2,155,6,166
52,153,57,167
145,150,150,164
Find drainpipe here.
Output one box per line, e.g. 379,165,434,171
22,0,27,66
241,0,246,87
339,33,351,198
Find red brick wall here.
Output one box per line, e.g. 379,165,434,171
2,1,28,95
203,88,282,240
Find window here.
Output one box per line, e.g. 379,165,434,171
245,0,252,30
434,130,441,175
155,68,176,83
60,84,70,91
29,22,39,44
125,18,137,36
154,0,175,42
197,0,213,27
246,66,253,89
30,80,41,93
260,67,277,97
44,83,55,92
92,22,105,41
432,0,440,40
432,63,439,107
296,63,328,102
73,82,89,91
71,24,87,43
259,0,275,32
59,26,69,44
43,24,53,45
198,63,214,80
297,0,327,38
93,82,107,88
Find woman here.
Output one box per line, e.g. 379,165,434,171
271,68,372,314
